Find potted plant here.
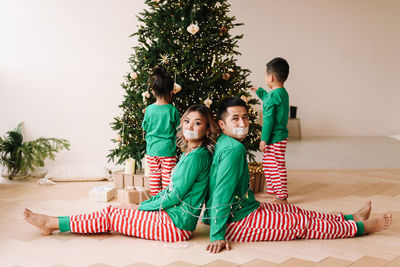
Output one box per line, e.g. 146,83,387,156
0,123,70,180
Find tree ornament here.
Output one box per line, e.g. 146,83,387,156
204,97,213,108
130,72,138,79
142,91,150,102
220,26,228,36
187,24,200,35
116,135,122,142
240,95,251,104
211,55,216,67
222,73,230,80
152,0,160,3
173,83,182,94
159,53,170,65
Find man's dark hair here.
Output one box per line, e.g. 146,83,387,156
148,66,174,98
216,96,248,121
266,57,289,83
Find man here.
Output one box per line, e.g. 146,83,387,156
203,96,391,253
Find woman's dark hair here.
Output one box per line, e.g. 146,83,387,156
148,66,174,98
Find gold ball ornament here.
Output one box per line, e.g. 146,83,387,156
187,24,200,35
130,72,138,79
220,26,228,36
222,73,230,80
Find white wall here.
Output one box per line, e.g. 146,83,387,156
0,0,146,166
1,0,399,167
230,0,400,136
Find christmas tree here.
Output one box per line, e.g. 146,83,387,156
108,0,261,169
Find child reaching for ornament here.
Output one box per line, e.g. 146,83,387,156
250,57,290,204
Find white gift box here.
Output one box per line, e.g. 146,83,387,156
89,184,116,202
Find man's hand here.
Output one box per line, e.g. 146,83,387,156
259,140,266,151
249,86,258,92
206,240,231,253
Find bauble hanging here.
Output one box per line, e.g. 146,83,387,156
173,83,182,94
204,97,213,108
187,24,200,35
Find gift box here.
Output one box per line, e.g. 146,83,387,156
89,184,116,202
112,171,142,190
248,162,265,193
117,186,151,205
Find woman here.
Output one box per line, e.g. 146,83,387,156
24,104,219,242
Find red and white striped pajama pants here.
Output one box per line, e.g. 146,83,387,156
262,139,288,199
225,202,357,242
147,155,177,196
69,205,192,242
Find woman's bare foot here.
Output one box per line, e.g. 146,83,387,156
272,198,288,204
352,200,372,222
364,212,392,234
23,208,59,235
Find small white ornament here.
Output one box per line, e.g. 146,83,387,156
187,24,200,35
130,72,138,79
211,55,216,67
204,97,213,108
173,83,182,94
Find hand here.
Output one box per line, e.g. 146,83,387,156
259,140,266,151
206,240,231,253
249,86,258,92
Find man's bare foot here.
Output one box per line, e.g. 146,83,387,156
265,192,276,199
352,200,372,222
23,208,58,235
364,212,392,234
272,198,288,204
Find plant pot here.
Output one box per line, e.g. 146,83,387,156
1,166,29,180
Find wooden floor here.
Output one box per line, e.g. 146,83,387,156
0,169,399,267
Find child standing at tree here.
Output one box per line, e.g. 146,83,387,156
251,57,290,203
142,66,180,196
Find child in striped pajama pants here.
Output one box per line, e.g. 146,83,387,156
24,105,219,243
251,58,291,204
142,67,180,196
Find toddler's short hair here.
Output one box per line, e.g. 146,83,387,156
266,57,289,83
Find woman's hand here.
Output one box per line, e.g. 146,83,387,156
206,240,231,253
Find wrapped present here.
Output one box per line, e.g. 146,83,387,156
143,176,150,189
117,186,151,205
113,171,124,189
89,184,115,202
248,162,265,193
112,171,142,190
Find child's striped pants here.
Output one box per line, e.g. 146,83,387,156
66,205,192,242
147,155,177,196
225,202,358,241
262,139,288,199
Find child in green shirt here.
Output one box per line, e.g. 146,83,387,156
251,57,290,203
142,67,180,196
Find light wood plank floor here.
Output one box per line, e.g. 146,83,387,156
0,169,399,267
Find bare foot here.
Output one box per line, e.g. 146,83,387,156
23,208,58,235
265,192,276,199
272,198,288,204
364,212,392,234
352,200,372,222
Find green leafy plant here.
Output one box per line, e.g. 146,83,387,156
0,123,70,180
